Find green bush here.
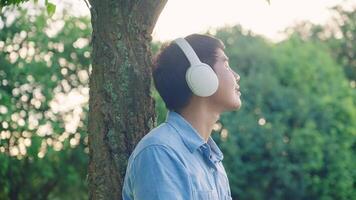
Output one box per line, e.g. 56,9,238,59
210,26,356,200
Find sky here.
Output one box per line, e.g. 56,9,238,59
30,0,356,42
152,0,353,42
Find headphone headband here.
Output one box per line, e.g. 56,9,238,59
174,38,201,66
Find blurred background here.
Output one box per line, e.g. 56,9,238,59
0,0,355,199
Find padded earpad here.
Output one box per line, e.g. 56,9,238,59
186,63,219,97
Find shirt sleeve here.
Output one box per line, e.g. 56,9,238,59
130,145,192,200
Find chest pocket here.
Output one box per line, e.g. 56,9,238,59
189,165,214,190
193,189,216,200
190,172,217,200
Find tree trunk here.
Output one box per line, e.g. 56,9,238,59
87,1,167,199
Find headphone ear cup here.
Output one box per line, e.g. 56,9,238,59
186,63,219,97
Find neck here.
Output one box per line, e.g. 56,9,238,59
179,98,220,142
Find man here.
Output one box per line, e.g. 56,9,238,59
122,34,241,200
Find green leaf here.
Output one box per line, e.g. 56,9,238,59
46,2,56,17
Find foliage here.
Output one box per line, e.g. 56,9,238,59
213,26,356,200
0,0,56,17
0,7,90,199
0,0,29,7
284,4,356,82
330,5,356,82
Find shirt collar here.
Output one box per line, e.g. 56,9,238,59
207,136,224,161
165,111,205,153
165,110,224,162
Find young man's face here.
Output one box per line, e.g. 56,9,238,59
209,48,241,112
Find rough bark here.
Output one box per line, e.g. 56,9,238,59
87,1,167,199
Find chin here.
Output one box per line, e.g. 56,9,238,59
234,102,242,110
224,98,242,112
232,101,242,110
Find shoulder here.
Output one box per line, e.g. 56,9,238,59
128,122,185,163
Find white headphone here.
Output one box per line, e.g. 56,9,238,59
174,38,219,97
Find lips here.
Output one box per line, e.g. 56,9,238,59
234,86,241,96
235,90,241,96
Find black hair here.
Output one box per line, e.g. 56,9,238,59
152,34,225,112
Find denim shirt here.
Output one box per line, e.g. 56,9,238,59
122,111,232,200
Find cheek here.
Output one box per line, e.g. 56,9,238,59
212,72,235,99
217,71,235,92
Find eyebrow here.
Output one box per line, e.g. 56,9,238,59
216,54,229,61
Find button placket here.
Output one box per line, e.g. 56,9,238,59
200,144,217,173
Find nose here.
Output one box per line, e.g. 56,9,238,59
233,70,240,83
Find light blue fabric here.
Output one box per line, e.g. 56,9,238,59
122,111,232,200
